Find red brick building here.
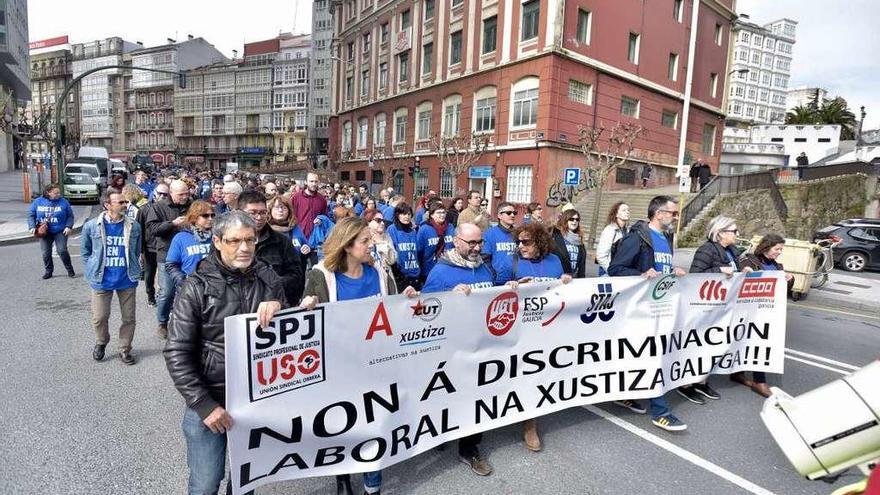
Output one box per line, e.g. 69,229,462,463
330,0,736,211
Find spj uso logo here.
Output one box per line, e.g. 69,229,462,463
246,308,325,402
581,282,617,324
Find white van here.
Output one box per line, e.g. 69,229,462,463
77,146,110,184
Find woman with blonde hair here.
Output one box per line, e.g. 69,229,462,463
121,184,146,221
300,216,417,495
267,196,310,257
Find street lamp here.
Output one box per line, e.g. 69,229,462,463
729,68,749,78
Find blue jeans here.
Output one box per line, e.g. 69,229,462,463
156,264,176,324
649,395,671,419
182,408,226,495
364,471,382,493
40,231,73,275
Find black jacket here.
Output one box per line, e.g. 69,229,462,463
136,202,159,252
690,241,741,274
608,220,674,276
256,226,305,305
552,229,586,278
697,164,712,184
164,252,286,419
144,198,192,261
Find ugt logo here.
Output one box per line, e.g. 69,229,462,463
580,283,617,324
699,279,727,301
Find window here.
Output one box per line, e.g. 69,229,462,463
763,54,772,67
362,32,371,53
741,32,750,43
417,105,432,140
474,91,497,132
715,23,723,45
374,114,387,146
765,38,775,50
346,76,354,101
450,31,462,65
620,96,639,118
379,63,388,89
380,23,389,44
415,173,429,197
701,124,716,154
568,80,592,105
745,105,754,117
443,96,462,136
393,170,404,192
661,110,678,129
710,73,718,98
421,43,434,75
394,109,408,144
361,70,370,96
754,35,763,46
511,79,539,127
576,9,591,44
752,52,760,64
758,108,767,119
506,166,533,203
627,33,640,64
482,16,497,54
347,42,355,60
521,0,540,41
793,137,807,143
673,0,683,22
401,9,411,29
342,121,352,152
850,228,880,242
357,118,368,149
760,89,769,102
398,51,409,82
750,70,759,82
818,137,831,143
424,0,434,20
668,53,679,81
440,169,455,198
747,88,756,99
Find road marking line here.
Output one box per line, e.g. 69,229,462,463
583,405,780,495
784,348,860,371
784,355,848,375
789,303,880,321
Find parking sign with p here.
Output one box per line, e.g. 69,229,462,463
564,168,580,186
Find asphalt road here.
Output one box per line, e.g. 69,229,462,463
0,235,877,495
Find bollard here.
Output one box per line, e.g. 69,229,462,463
22,170,31,202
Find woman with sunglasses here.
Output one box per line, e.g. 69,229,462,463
165,200,215,289
387,203,422,290
677,215,745,406
416,201,454,281
364,207,398,275
551,209,587,278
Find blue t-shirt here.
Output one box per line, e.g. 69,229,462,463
353,202,365,216
422,260,495,293
96,219,137,291
563,238,581,273
387,225,420,278
383,207,396,222
496,253,565,284
335,264,381,301
482,225,517,275
414,207,427,226
650,228,673,274
166,231,213,275
280,225,309,250
416,224,454,277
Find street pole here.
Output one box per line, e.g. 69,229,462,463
675,0,701,239
53,65,185,187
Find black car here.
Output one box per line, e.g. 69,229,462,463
814,219,880,272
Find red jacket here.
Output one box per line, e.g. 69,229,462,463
291,190,328,238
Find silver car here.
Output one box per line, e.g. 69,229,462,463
63,173,100,203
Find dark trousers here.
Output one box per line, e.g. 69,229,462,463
458,433,483,457
40,231,73,275
143,250,158,301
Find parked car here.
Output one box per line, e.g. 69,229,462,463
63,173,100,204
813,219,880,272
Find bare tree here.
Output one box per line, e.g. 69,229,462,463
429,131,491,196
370,147,411,190
578,122,646,247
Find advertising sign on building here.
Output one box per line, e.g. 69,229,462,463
28,36,70,51
469,166,492,179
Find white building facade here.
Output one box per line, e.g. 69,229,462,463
728,16,797,125
720,124,841,173
309,0,332,165
786,86,827,112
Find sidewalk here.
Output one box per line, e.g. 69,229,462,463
0,170,95,246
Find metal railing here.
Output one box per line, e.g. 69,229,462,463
681,170,788,230
797,162,873,181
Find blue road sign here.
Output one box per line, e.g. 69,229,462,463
564,168,581,186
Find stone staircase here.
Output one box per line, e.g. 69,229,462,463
573,185,692,244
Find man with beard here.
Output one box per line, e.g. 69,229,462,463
291,172,328,240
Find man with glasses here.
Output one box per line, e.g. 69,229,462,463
422,222,495,476
608,195,689,432
165,211,284,495
456,190,489,231
145,180,192,339
482,202,519,277
81,191,142,365
239,190,305,305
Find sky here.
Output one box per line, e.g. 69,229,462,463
27,0,879,128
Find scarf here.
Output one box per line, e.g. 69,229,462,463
393,218,413,233
191,226,212,242
564,231,583,245
428,219,449,260
442,248,483,270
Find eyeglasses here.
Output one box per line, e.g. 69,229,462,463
199,213,215,219
245,210,268,217
221,237,257,248
111,200,129,205
155,192,169,197
659,209,680,218
371,217,384,223
722,228,739,234
499,210,517,216
456,237,485,248
516,239,535,246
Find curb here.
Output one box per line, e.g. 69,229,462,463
791,290,876,317
0,204,101,247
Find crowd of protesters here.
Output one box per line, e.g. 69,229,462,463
26,163,793,495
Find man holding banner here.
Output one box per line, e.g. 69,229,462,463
608,195,689,431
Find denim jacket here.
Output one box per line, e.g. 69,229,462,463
81,213,143,287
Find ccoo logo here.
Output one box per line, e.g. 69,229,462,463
486,291,519,336
699,279,727,301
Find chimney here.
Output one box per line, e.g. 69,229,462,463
740,13,750,20
232,49,239,59
136,41,144,46
188,34,194,40
167,38,176,44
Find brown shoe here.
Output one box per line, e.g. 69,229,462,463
523,419,542,452
750,382,772,398
730,372,754,388
157,324,168,340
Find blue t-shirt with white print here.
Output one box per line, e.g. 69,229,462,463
422,259,495,293
650,228,673,274
166,231,213,275
482,225,517,275
495,253,565,285
95,219,137,291
388,225,420,278
416,224,453,277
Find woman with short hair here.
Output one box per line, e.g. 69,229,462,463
595,202,630,276
165,200,215,289
364,207,398,275
300,217,417,495
387,203,421,291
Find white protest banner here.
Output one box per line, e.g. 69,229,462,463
225,272,786,494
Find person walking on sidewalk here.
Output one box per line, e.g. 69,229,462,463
81,191,142,365
28,183,76,279
145,180,192,339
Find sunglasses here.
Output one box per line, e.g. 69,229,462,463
516,239,535,246
499,211,517,216
200,213,215,219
